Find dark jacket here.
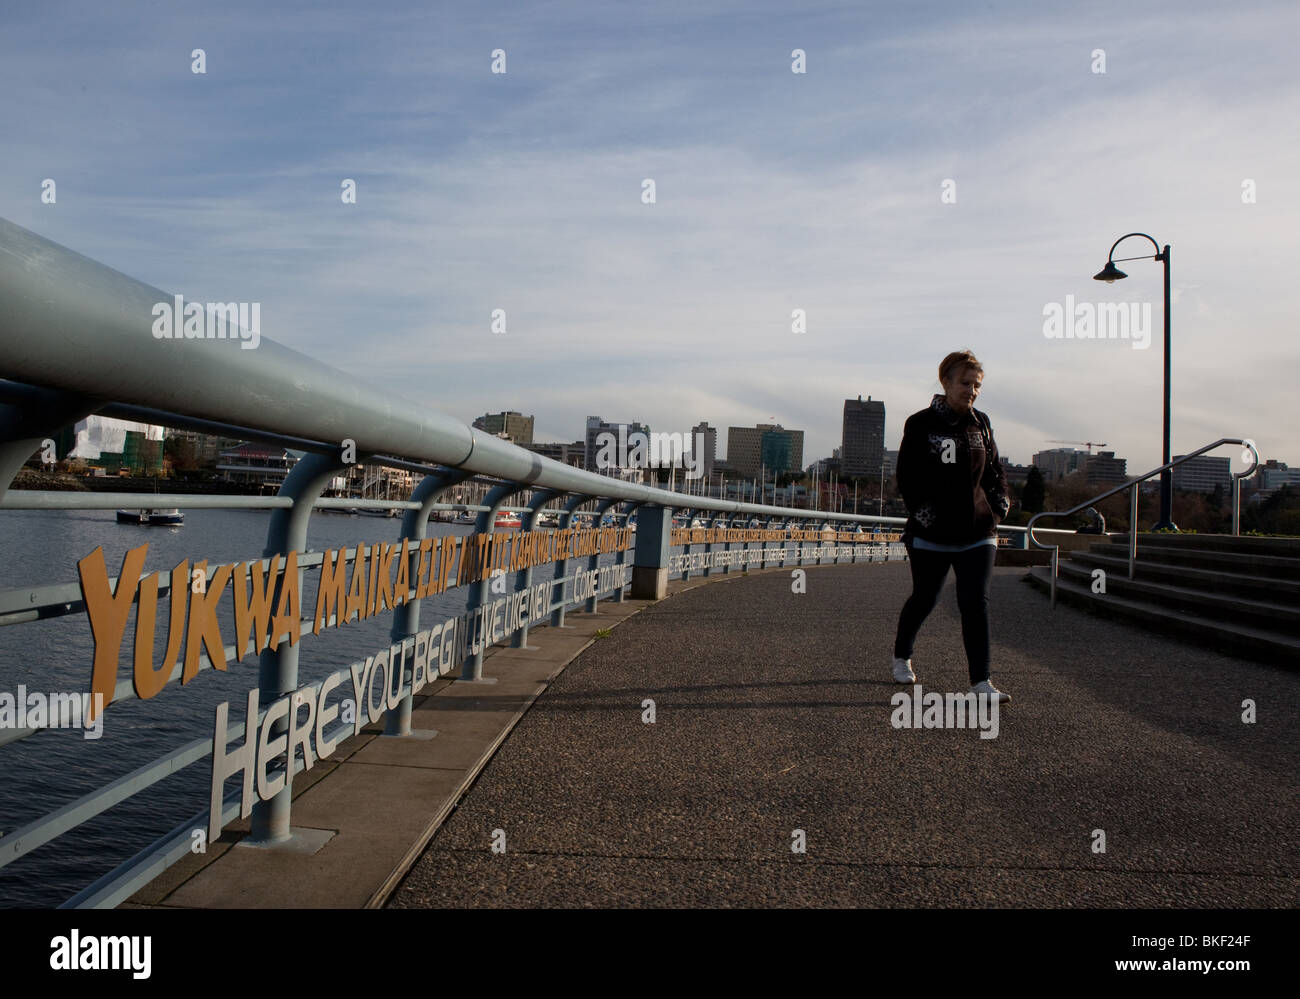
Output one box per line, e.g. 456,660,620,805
896,394,1011,546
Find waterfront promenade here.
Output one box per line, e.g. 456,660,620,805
388,562,1297,908
130,559,1298,909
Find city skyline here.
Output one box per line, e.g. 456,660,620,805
3,1,1294,483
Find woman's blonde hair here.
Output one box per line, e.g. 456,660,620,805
939,350,983,386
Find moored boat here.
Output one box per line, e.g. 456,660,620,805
116,508,184,526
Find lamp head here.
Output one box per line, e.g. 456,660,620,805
1093,261,1127,283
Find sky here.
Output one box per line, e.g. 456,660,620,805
2,0,1296,475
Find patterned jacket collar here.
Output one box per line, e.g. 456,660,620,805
930,393,974,426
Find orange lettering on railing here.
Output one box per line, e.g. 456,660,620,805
267,550,300,652
78,543,149,718
315,547,350,633
134,561,188,700
346,543,368,622
184,560,233,682
231,555,281,661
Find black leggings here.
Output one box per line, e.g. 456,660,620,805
893,543,996,685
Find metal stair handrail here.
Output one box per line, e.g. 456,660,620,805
1026,438,1260,608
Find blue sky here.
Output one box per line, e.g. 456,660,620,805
2,0,1296,473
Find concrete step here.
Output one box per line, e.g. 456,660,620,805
1024,567,1300,666
1132,532,1300,557
1069,550,1300,604
1053,559,1300,634
1085,542,1300,580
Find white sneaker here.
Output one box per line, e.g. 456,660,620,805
970,680,1010,703
892,657,916,683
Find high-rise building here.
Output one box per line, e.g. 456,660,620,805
691,421,717,481
473,411,534,445
842,395,885,478
727,424,804,478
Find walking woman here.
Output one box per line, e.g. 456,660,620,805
892,350,1011,701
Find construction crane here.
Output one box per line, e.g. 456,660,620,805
1047,440,1110,455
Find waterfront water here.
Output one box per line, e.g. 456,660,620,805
0,507,631,907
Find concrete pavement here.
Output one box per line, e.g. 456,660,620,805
128,559,1297,908
388,563,1298,908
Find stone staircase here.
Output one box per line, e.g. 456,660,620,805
1024,533,1300,666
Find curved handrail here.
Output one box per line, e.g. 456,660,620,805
1025,438,1259,608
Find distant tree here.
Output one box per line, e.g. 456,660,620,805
1021,466,1046,514
1242,484,1299,536
1172,490,1217,533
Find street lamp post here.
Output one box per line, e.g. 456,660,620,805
1094,232,1176,531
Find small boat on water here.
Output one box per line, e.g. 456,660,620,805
494,511,522,529
116,508,184,527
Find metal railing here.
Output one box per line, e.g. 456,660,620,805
1026,439,1260,608
0,216,984,907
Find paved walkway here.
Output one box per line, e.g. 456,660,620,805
387,562,1298,908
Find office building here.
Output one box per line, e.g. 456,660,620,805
1172,455,1232,494
727,424,804,478
1032,447,1086,481
842,395,885,478
1085,451,1128,486
473,411,534,445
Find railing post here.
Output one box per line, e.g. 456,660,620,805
384,467,473,737
702,510,716,577
511,488,563,649
679,507,694,582
612,502,640,603
584,497,619,612
630,505,672,599
462,481,531,682
549,494,592,628
248,451,349,845
1129,486,1139,580
1051,547,1059,610
728,509,748,572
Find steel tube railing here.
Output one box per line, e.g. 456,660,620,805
1026,438,1259,608
0,215,1050,906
